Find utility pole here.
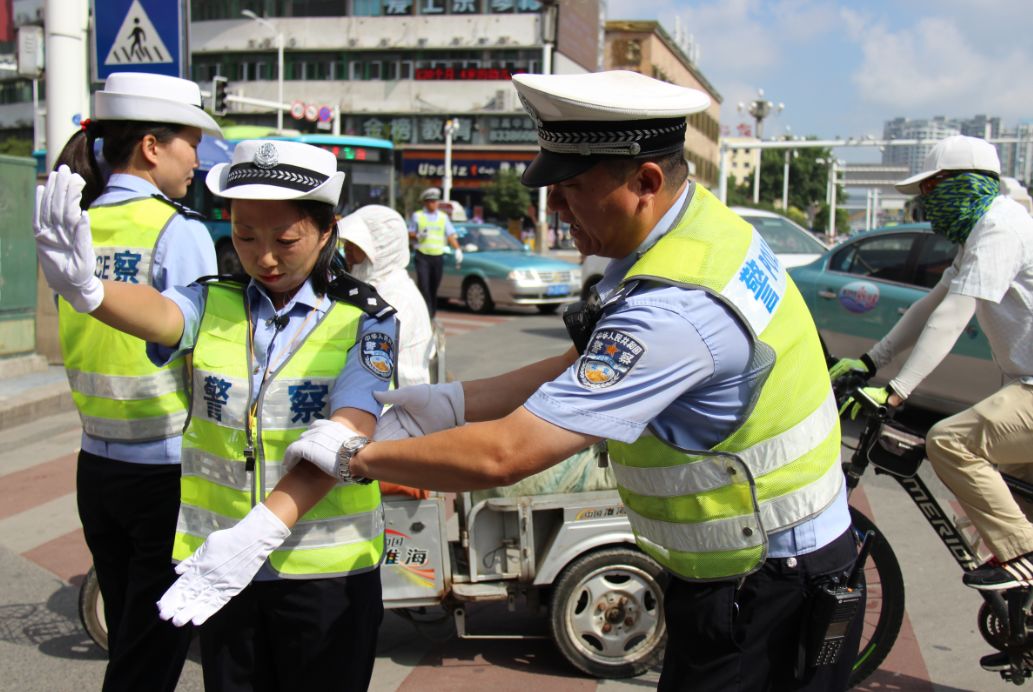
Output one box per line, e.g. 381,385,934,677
442,118,457,202
44,0,89,170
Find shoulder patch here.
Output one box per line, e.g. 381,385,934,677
327,273,398,320
360,332,395,381
576,328,646,389
151,194,206,221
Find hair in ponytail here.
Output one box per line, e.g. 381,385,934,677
53,119,184,210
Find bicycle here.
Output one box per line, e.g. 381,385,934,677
837,373,1033,687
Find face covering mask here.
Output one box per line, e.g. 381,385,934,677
921,172,1000,244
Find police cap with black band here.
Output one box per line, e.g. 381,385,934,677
512,70,712,188
206,139,345,204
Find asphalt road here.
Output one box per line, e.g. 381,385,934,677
0,302,1021,691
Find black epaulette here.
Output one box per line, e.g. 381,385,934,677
151,194,206,221
196,273,248,287
326,273,397,320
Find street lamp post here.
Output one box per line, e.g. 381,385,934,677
242,10,284,133
443,119,457,202
737,89,783,205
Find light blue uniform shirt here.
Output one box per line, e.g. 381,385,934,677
525,185,850,559
80,174,217,466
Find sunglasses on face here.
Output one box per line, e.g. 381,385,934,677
919,171,958,196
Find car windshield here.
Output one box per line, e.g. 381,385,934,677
456,224,525,252
743,216,827,255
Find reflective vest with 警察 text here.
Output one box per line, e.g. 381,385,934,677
172,282,384,578
59,196,190,442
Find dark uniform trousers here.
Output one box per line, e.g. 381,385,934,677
76,450,193,692
658,528,863,692
199,567,384,692
414,251,445,318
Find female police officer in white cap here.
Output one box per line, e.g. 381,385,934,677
35,139,397,691
44,71,221,692
347,70,863,691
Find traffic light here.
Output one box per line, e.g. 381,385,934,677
211,76,228,116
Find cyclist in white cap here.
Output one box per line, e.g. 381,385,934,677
35,139,397,691
834,135,1033,671
44,71,221,692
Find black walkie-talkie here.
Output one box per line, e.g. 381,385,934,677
805,530,872,667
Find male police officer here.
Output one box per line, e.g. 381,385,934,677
409,186,463,316
350,71,861,690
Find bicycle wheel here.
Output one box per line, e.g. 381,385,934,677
849,507,905,687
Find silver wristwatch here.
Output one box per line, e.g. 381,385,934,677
336,436,373,484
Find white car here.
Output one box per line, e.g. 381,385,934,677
580,206,826,298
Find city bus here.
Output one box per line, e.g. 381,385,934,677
184,131,396,273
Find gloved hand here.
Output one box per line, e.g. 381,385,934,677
839,386,891,420
33,165,104,313
282,418,361,478
828,356,872,381
454,247,464,267
373,382,465,440
156,502,290,627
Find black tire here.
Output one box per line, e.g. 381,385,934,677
550,547,667,678
78,565,108,652
536,304,560,315
216,239,243,275
849,507,905,687
462,278,494,314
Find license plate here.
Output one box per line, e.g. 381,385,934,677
546,284,569,297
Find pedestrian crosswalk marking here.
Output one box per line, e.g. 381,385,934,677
104,0,172,66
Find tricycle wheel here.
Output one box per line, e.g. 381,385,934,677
550,547,666,678
79,565,108,652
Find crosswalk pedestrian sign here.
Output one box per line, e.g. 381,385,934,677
92,0,184,81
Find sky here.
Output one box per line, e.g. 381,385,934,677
605,0,1033,162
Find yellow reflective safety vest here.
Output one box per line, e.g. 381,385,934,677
606,186,841,581
59,197,190,441
173,283,384,578
414,210,448,255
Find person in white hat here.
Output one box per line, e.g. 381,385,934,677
325,70,858,690
40,71,222,692
34,139,398,691
834,136,1033,665
408,185,463,316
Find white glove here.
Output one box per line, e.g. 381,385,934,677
373,382,465,440
454,248,463,267
282,418,361,478
157,502,290,627
33,165,104,313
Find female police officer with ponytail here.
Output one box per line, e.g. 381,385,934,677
48,72,221,692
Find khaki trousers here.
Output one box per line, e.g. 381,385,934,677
926,381,1033,562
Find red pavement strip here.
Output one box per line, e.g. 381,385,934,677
0,452,77,520
850,488,933,692
23,528,91,586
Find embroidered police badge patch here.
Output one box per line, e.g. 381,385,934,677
576,329,645,389
361,332,395,380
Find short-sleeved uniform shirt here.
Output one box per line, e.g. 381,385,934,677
941,196,1033,382
80,174,217,465
525,185,850,558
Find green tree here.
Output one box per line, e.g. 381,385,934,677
811,203,850,235
734,141,842,226
483,168,531,222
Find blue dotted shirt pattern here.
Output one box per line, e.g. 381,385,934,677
148,278,395,419
524,185,850,559
80,174,217,466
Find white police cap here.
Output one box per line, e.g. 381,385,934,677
513,70,711,187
